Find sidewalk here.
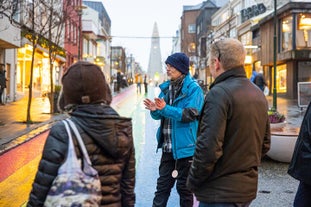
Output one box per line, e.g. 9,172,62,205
0,85,136,155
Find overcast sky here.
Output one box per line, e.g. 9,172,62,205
100,0,204,71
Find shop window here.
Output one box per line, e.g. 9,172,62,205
297,13,311,48
281,16,293,51
272,64,287,93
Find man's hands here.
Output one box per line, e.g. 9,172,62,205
143,99,157,111
143,98,166,111
154,98,166,110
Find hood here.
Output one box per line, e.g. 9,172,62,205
70,104,133,158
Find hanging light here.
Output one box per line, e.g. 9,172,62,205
299,15,311,30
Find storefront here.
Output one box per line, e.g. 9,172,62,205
17,43,65,98
258,1,311,99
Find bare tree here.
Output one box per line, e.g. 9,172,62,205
1,0,78,122
22,0,52,123
45,0,74,114
0,0,20,27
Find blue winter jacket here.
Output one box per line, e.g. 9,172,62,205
150,74,204,159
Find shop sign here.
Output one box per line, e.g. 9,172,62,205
241,3,267,23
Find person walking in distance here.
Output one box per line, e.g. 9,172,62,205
288,101,311,207
137,74,142,94
0,64,7,105
27,61,135,207
187,38,271,207
253,71,267,92
144,74,148,94
144,52,204,207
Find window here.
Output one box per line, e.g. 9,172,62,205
240,31,252,45
297,13,311,48
272,64,287,93
188,24,196,34
281,16,293,51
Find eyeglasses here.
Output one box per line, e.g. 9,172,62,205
211,38,224,61
213,40,222,61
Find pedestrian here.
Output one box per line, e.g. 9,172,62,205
253,71,267,92
144,74,148,94
0,64,7,105
288,101,311,207
27,61,135,207
116,71,122,92
136,74,142,94
143,52,204,207
250,69,257,82
187,38,271,207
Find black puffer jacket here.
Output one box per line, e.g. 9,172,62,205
27,104,135,207
288,102,311,185
187,67,270,203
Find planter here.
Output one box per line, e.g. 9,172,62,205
47,92,60,113
270,121,286,129
266,125,299,163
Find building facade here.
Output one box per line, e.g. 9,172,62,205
258,0,311,99
0,5,21,102
198,0,311,100
82,0,111,82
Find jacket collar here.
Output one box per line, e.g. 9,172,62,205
159,73,194,95
209,66,246,89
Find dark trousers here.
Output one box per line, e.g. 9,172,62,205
294,181,311,207
137,83,141,93
152,152,193,207
0,87,4,104
199,202,251,207
144,83,148,93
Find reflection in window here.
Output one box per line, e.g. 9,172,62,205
282,16,293,51
272,64,287,93
298,62,311,82
297,14,311,48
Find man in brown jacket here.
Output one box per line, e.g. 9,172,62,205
187,38,271,207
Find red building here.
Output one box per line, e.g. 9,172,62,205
63,0,82,70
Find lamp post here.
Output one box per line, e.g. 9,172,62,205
272,0,277,111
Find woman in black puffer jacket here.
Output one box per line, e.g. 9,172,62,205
27,61,135,207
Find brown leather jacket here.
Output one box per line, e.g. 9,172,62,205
187,67,270,203
27,104,135,207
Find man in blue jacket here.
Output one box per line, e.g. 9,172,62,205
144,52,204,207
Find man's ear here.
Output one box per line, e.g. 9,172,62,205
214,58,221,71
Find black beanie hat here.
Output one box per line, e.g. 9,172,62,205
165,52,189,74
58,61,112,111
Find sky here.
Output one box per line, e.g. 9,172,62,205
100,0,204,71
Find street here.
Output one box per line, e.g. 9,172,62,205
0,85,299,207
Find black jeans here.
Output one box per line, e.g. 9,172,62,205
294,181,311,207
152,152,193,207
199,202,251,207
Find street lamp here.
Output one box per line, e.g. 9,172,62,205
273,0,277,110
75,5,86,60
